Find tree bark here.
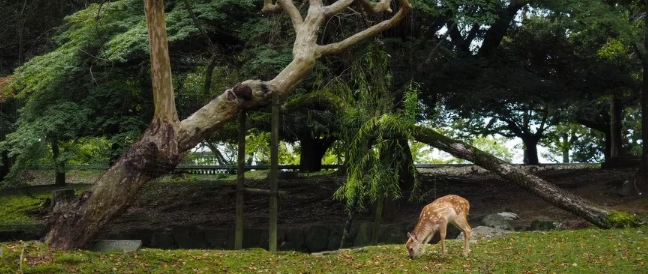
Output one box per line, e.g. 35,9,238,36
0,150,11,183
630,2,648,197
298,134,334,172
610,95,623,158
560,133,570,163
269,93,279,252
412,126,614,228
235,111,245,250
44,0,412,250
51,141,65,186
522,136,540,165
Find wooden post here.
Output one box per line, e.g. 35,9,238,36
269,93,279,252
235,111,246,250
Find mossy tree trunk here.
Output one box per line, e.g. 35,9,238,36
412,126,615,228
44,0,412,250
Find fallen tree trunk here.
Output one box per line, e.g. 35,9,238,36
411,125,627,228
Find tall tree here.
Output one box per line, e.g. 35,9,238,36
42,0,412,250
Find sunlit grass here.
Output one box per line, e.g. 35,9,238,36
1,226,646,273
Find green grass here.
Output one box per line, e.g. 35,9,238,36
0,191,49,231
0,185,90,232
1,226,647,273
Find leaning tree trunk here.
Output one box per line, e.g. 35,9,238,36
412,126,615,228
44,0,412,250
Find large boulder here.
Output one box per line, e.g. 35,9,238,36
457,226,512,240
528,219,562,231
482,214,512,230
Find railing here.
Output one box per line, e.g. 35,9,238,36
33,163,597,175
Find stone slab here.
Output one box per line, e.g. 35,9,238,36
92,240,142,252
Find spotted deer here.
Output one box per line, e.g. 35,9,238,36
406,194,471,259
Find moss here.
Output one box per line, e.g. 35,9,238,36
606,210,643,228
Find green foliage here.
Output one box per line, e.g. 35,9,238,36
540,123,604,163
606,210,643,228
243,130,297,165
331,42,423,209
2,226,648,272
334,114,418,208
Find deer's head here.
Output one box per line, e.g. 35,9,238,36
406,232,423,259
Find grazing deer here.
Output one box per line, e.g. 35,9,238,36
406,194,471,259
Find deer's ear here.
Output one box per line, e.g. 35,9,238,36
407,232,414,240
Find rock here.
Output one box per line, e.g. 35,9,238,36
528,219,562,231
482,214,512,230
496,212,520,220
458,226,512,240
92,240,142,252
305,225,331,253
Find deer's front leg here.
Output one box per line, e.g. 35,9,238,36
439,225,447,258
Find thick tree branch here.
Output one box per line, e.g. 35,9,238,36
262,0,283,13
144,0,179,125
358,0,393,13
278,0,304,32
318,0,410,56
323,0,354,17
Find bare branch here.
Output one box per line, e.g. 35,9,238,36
279,0,304,31
358,0,393,13
262,0,283,13
309,0,323,7
323,0,353,17
318,0,410,56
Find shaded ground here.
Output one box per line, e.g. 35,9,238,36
93,165,647,237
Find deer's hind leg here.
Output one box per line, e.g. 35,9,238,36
451,215,471,257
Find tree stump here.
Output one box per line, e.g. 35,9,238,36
51,189,76,211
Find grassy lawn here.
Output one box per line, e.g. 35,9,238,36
1,226,646,273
